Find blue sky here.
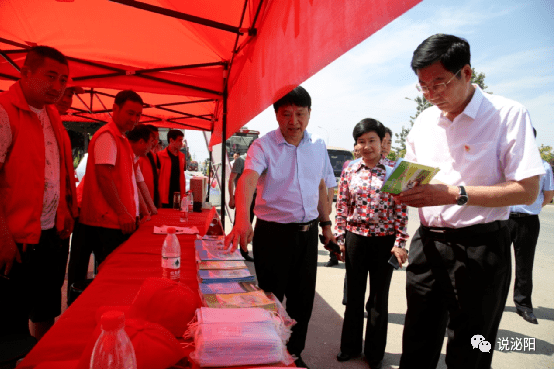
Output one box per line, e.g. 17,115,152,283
187,0,553,161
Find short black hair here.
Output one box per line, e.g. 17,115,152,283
353,118,385,142
167,129,184,142
384,127,393,137
126,125,152,142
411,34,471,75
144,124,159,133
114,90,144,108
24,46,68,72
533,127,537,138
273,86,311,112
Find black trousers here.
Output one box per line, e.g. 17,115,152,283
0,228,66,338
68,222,131,285
400,223,511,369
507,214,540,312
252,218,318,357
67,219,89,299
340,232,395,364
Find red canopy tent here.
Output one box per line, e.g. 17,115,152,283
0,0,421,223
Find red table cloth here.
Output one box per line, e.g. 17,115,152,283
17,209,294,368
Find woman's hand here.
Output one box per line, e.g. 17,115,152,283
391,246,408,268
339,244,345,262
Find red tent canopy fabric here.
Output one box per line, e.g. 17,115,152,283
0,0,420,146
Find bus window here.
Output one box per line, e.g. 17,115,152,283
327,147,354,178
327,147,354,201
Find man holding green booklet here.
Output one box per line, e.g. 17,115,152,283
396,34,544,369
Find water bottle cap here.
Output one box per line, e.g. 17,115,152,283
101,310,125,331
166,227,176,234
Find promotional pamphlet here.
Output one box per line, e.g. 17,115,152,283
199,281,260,295
198,268,256,284
195,240,245,261
198,260,248,270
203,291,277,311
381,158,440,194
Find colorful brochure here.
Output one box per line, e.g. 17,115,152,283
195,240,245,261
198,260,248,270
198,268,255,284
381,158,440,194
203,291,277,311
199,269,252,279
199,281,260,295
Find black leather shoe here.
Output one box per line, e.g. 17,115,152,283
294,356,309,368
337,352,358,362
325,258,339,267
518,309,538,324
240,250,254,262
368,360,383,369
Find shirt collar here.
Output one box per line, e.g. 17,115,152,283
353,157,386,172
461,84,483,120
108,120,127,138
438,84,483,126
274,128,310,146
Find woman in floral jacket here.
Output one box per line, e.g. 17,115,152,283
334,118,408,369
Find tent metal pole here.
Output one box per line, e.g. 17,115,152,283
136,61,226,73
109,0,243,35
208,150,212,202
220,84,228,231
0,72,17,80
0,38,30,49
0,50,20,72
156,98,215,107
202,131,212,203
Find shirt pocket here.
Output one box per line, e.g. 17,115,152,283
459,141,500,185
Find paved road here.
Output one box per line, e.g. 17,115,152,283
233,205,554,369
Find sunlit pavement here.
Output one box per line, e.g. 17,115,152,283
227,205,554,369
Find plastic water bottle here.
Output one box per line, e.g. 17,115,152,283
162,227,181,281
90,311,137,369
187,192,193,212
180,197,189,223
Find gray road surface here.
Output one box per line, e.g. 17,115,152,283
234,205,554,369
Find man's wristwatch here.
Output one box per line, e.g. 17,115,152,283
456,186,469,206
319,220,332,228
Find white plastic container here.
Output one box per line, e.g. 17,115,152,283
161,227,181,281
90,311,137,369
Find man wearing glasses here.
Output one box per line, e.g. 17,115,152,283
396,34,544,369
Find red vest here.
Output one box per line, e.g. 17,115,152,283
79,121,136,229
0,82,76,244
157,148,186,205
138,155,156,204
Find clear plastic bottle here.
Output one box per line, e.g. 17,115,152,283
179,196,189,223
90,311,137,369
187,192,193,212
161,227,181,281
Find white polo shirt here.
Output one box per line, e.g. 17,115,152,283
95,131,141,217
246,129,335,223
406,86,545,228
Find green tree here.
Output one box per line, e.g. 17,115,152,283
394,68,488,158
539,144,554,166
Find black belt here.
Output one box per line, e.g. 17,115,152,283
421,221,506,240
509,212,535,218
257,218,318,232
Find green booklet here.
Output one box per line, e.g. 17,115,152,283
381,158,440,194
